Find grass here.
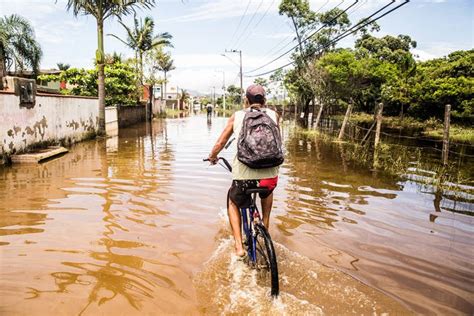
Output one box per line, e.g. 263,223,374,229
293,126,472,194
333,112,474,144
424,126,474,144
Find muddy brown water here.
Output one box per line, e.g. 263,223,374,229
1,116,472,315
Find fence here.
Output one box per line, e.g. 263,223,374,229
306,103,473,169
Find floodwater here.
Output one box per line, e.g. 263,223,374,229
0,115,472,315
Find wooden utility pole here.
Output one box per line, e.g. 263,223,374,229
224,49,243,105
338,101,353,140
373,102,384,169
374,103,384,148
442,104,451,166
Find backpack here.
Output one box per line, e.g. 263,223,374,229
237,108,284,169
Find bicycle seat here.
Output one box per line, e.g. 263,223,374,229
246,188,269,195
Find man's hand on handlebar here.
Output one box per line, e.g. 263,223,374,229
207,154,219,165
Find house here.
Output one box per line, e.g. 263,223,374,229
5,69,62,94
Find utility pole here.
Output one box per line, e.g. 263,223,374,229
212,86,216,107
225,49,243,105
222,71,226,112
215,70,226,112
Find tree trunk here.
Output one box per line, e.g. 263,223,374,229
291,16,304,55
139,51,143,85
97,20,106,135
0,56,5,90
314,103,323,129
163,71,167,103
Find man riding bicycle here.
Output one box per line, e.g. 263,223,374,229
207,84,281,258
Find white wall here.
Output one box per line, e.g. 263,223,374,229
105,105,118,136
0,92,99,155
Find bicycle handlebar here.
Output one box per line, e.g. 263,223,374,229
203,157,232,172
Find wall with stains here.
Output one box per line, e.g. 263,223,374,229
0,92,98,155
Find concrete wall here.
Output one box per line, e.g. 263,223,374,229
117,104,146,128
105,106,118,136
152,99,165,117
0,91,98,155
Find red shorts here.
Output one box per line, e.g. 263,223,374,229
228,176,278,208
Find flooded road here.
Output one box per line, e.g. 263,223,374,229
1,115,472,315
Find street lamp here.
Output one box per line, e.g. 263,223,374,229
223,49,243,105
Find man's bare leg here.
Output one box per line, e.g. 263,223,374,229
261,192,273,229
228,198,245,256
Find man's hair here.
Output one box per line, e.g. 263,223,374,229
246,94,265,105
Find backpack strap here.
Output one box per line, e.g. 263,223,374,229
249,105,261,112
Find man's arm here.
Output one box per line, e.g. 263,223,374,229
208,114,235,164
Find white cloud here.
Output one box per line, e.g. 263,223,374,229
412,48,436,61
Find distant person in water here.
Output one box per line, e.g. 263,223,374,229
206,103,213,118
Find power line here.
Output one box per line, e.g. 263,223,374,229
256,1,346,66
227,0,252,48
252,0,276,29
244,0,360,74
236,0,277,47
233,0,265,48
246,0,407,77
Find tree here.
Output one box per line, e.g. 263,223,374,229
253,77,271,95
226,84,243,105
279,0,316,54
0,14,42,89
39,58,139,106
178,88,190,110
153,49,175,100
109,14,172,85
57,62,70,71
65,0,155,135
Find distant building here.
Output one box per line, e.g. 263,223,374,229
165,86,178,100
6,69,62,94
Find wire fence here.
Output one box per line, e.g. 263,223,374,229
309,117,474,160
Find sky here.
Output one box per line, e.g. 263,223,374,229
1,0,473,95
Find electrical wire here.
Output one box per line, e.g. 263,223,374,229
245,0,359,74
233,0,265,48
227,0,252,48
257,0,346,66
246,0,408,77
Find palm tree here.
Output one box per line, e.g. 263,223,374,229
178,88,190,110
154,50,175,101
64,0,155,135
109,14,172,85
0,14,42,90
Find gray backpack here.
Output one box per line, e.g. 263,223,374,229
237,108,284,169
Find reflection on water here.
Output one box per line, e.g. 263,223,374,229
0,116,472,315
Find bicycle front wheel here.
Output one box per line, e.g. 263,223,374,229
254,223,279,297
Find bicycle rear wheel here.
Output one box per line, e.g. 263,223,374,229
254,223,279,297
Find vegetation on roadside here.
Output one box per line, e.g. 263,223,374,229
0,14,42,89
332,112,474,144
269,0,473,129
293,126,472,191
39,55,139,106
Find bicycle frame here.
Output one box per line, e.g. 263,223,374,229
241,193,262,263
203,156,262,262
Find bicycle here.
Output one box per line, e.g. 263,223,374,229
203,157,279,297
